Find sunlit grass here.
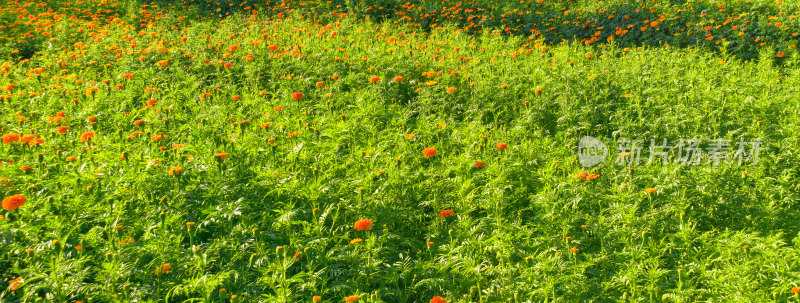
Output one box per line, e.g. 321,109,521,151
1,0,800,302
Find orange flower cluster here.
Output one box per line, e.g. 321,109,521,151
431,296,447,303
577,172,599,181
2,194,26,211
154,264,172,275
168,167,184,176
2,134,44,146
2,134,20,144
80,132,96,143
354,219,372,231
422,147,437,158
8,277,22,291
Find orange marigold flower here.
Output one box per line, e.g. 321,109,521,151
127,131,143,140
2,194,26,211
316,81,324,87
645,188,657,194
156,60,168,67
440,209,454,218
2,133,20,144
394,75,404,82
474,161,485,168
446,87,457,94
232,95,242,100
168,167,184,176
570,247,579,253
57,126,70,134
156,264,172,274
134,119,146,126
792,287,800,294
496,142,508,150
349,238,363,245
8,277,22,291
422,147,437,158
345,295,359,303
354,219,372,231
20,134,38,145
215,153,229,160
291,92,304,100
369,76,380,83
313,296,322,302
80,132,96,143
430,296,447,303
577,172,598,181
75,245,83,251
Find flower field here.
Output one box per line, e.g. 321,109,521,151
2,0,800,302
